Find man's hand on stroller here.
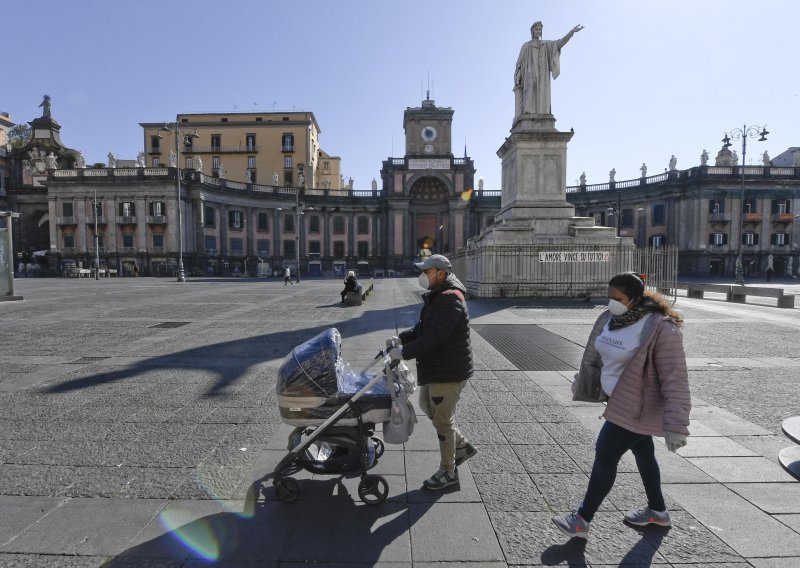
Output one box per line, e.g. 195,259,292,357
386,336,400,348
388,346,403,363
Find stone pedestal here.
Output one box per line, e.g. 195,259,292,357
461,114,632,298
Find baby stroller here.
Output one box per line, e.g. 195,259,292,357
272,328,415,505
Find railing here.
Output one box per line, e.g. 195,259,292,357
391,158,405,165
225,180,247,190
743,212,763,222
84,169,109,177
771,167,795,175
119,247,136,254
151,246,166,254
707,167,733,175
114,168,138,176
282,145,294,152
709,212,732,222
147,216,167,224
773,213,794,222
144,168,169,176
53,170,78,177
205,249,218,255
478,190,501,196
87,216,106,224
117,216,136,224
187,145,260,153
57,216,76,225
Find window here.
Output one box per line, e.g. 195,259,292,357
204,205,215,228
620,209,633,228
63,234,75,248
283,240,295,258
248,156,256,169
652,204,665,225
309,215,320,233
96,234,105,249
151,135,160,151
323,161,330,173
333,241,345,258
256,239,270,256
772,199,789,214
229,210,243,229
709,232,727,246
284,171,293,185
205,235,217,253
212,156,220,169
230,238,244,254
284,213,294,232
93,201,103,217
650,235,664,248
357,215,369,234
333,216,345,234
211,135,221,151
257,212,269,231
185,157,193,170
183,135,193,149
357,241,369,258
150,201,165,216
743,198,756,213
62,202,73,217
119,202,135,217
742,233,759,245
153,233,164,248
246,134,256,151
284,156,292,169
282,133,294,151
152,157,160,167
772,233,788,246
309,240,321,254
122,234,134,248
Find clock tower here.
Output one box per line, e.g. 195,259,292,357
403,93,453,156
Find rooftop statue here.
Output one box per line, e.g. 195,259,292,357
39,95,52,118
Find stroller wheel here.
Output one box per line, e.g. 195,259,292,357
372,437,385,459
358,475,389,505
275,477,301,503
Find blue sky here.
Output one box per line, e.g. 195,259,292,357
6,0,798,190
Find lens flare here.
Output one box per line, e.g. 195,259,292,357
158,508,221,562
461,188,474,201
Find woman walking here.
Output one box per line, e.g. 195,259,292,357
552,272,691,539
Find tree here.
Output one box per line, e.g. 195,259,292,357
8,124,31,149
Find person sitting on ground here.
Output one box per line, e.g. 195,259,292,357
341,270,359,303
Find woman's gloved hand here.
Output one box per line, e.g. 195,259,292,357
664,431,687,452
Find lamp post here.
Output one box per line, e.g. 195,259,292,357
723,124,768,285
160,122,199,283
278,185,313,284
93,187,100,280
606,188,622,237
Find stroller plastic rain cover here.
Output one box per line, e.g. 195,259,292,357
276,328,393,426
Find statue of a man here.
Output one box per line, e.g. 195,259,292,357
45,152,58,169
107,152,116,169
75,152,86,169
640,163,647,177
371,177,378,191
195,156,203,172
609,168,616,182
297,172,304,187
732,150,739,165
668,155,677,171
579,172,586,185
272,171,279,185
700,149,709,166
168,150,177,168
762,150,770,166
245,169,252,183
478,177,484,190
217,163,225,179
514,22,584,117
136,151,146,168
39,95,52,118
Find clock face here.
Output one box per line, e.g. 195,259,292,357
424,144,434,154
421,125,437,142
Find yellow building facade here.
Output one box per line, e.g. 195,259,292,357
140,111,342,189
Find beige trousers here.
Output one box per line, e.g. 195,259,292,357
419,381,467,473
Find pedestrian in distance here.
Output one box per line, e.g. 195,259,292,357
132,264,140,277
388,254,477,490
341,270,359,303
284,266,293,285
552,271,691,539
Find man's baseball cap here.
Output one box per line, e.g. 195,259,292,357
414,254,452,271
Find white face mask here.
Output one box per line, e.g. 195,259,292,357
417,270,440,289
608,298,630,316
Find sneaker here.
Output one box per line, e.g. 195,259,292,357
552,511,591,539
455,442,478,466
423,468,459,491
624,506,671,527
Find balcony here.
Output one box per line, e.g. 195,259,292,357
149,147,161,154
743,212,762,223
147,215,167,224
185,145,259,154
57,216,76,225
117,216,136,225
151,246,166,254
119,247,137,254
205,248,218,255
87,216,106,225
281,145,294,153
773,213,794,223
708,212,731,223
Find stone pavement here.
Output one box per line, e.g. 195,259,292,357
0,276,798,567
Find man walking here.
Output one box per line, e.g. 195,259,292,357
389,254,477,490
284,266,293,285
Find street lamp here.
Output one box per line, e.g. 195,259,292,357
277,187,313,284
723,124,768,285
93,186,100,280
160,122,199,282
605,188,622,237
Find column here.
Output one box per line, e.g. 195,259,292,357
47,197,58,253
347,211,355,256
219,205,228,256
273,208,281,259
324,212,331,258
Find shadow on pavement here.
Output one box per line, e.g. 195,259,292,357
100,476,445,566
540,525,668,566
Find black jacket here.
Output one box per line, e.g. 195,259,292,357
343,276,359,292
399,274,473,385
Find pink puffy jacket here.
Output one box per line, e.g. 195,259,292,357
572,311,691,437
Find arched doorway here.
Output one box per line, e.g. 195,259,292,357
409,176,450,256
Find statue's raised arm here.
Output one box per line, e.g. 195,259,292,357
557,24,584,49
